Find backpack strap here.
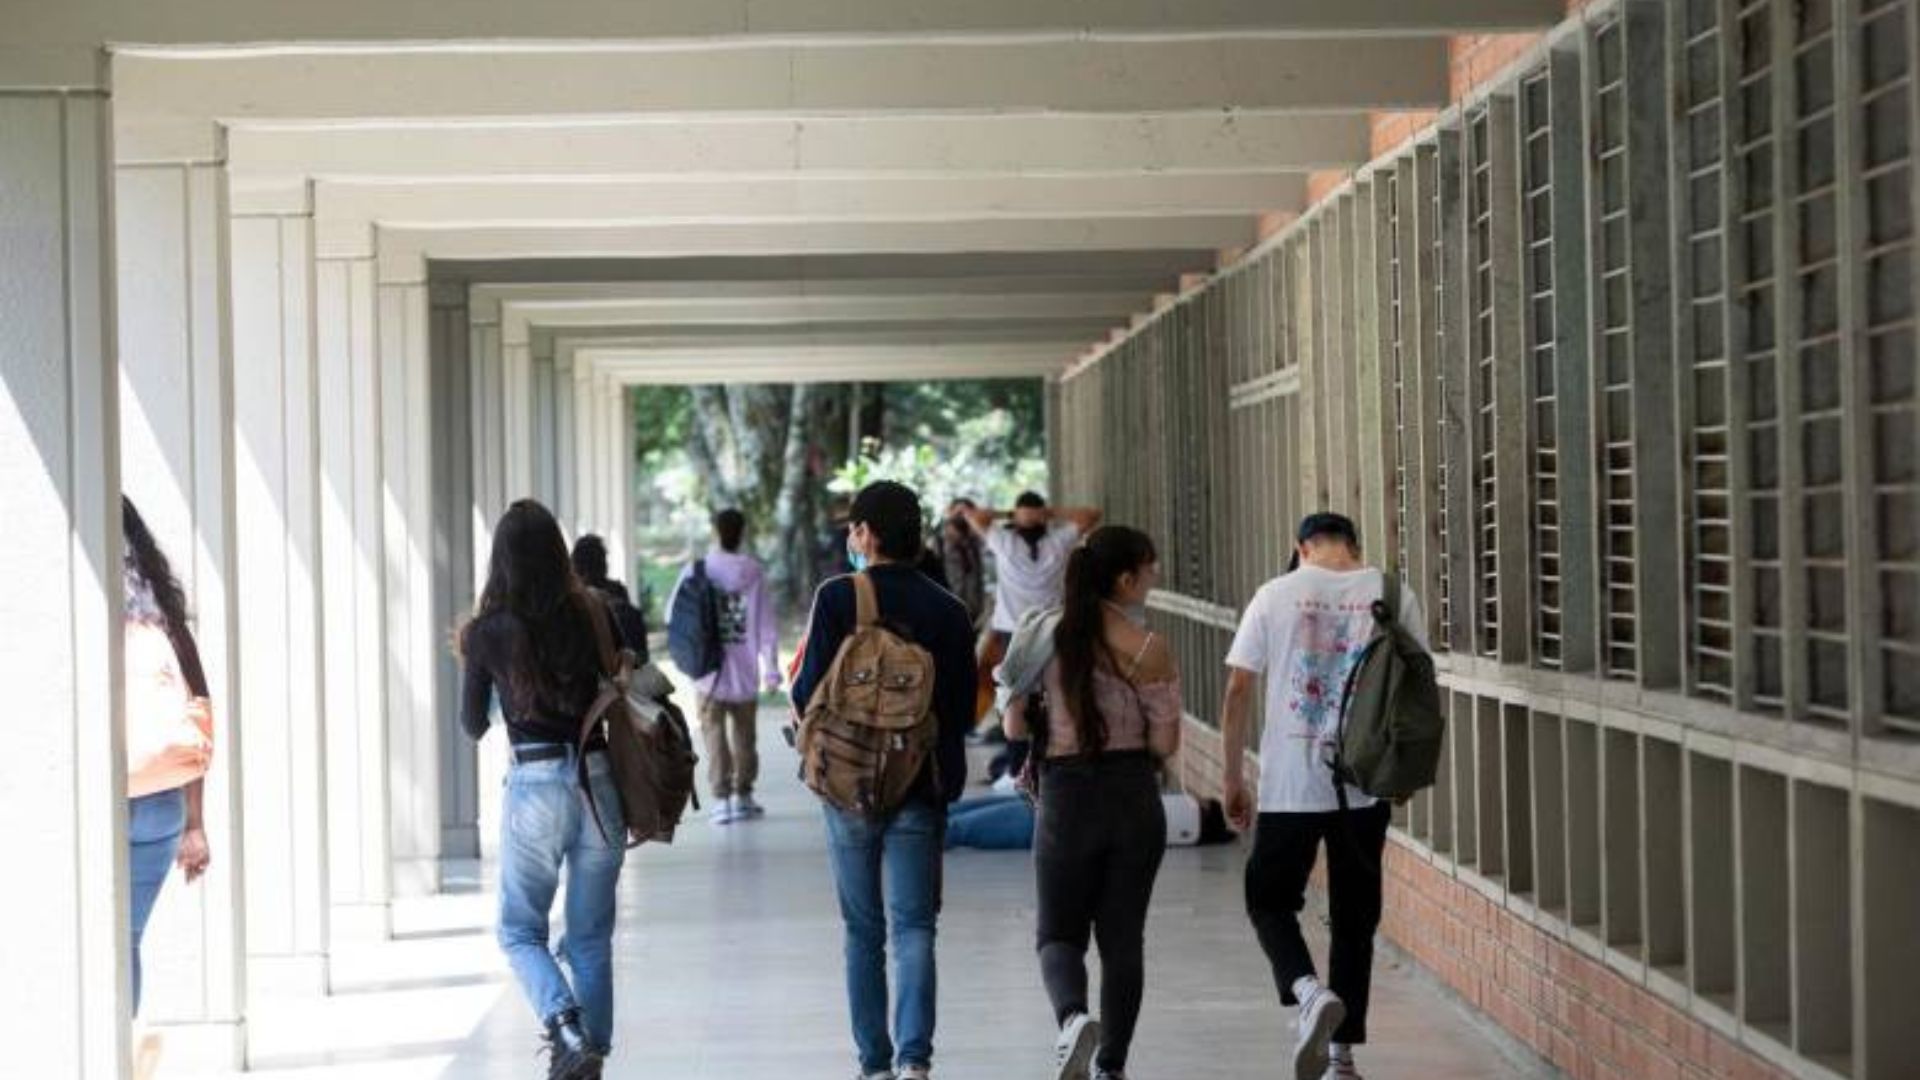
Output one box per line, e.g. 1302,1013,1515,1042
851,571,879,629
577,594,631,847
1375,571,1402,625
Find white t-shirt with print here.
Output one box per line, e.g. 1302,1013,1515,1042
984,522,1080,633
1224,565,1429,813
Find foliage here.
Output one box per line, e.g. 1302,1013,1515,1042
832,404,1049,513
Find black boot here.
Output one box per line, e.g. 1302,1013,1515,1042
542,1009,600,1080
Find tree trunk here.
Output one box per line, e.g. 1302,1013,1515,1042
770,383,815,602
689,385,738,507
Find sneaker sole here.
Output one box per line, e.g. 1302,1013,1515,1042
552,1052,602,1080
1055,1016,1100,1080
1293,996,1345,1080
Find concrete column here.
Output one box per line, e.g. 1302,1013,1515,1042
554,350,577,531
0,87,130,1080
229,210,330,994
503,331,534,504
572,361,596,541
531,339,558,507
314,254,392,943
613,384,633,583
429,284,479,860
113,157,247,1067
377,273,441,897
465,299,509,862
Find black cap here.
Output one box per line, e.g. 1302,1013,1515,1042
1297,512,1360,547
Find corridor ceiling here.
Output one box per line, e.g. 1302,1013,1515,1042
77,0,1567,383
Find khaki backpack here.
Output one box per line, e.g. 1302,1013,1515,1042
579,595,701,846
796,573,939,817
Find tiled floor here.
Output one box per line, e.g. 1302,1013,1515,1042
171,729,1552,1080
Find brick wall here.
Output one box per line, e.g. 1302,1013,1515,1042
1177,718,1794,1080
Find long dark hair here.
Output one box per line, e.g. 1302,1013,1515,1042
1052,525,1157,755
462,499,596,705
123,496,209,697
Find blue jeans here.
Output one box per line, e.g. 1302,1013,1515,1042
822,799,944,1074
945,794,1035,850
499,747,626,1051
128,787,187,1015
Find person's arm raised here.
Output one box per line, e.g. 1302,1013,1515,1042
1054,506,1104,535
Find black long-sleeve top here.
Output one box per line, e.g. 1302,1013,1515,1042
792,563,977,803
459,608,607,748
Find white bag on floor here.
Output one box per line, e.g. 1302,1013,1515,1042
1163,793,1203,846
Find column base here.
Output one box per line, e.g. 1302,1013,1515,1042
391,856,444,898
441,823,480,860
329,901,393,946
247,953,330,1000
136,1018,247,1074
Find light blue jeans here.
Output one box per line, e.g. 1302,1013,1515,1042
499,747,626,1051
128,786,187,1016
945,793,1035,850
822,799,944,1074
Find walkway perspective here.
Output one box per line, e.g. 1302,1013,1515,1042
197,728,1544,1080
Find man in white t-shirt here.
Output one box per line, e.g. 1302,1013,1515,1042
1220,512,1427,1080
961,493,1101,726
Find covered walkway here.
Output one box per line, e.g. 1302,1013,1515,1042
213,731,1543,1080
5,2,1920,1079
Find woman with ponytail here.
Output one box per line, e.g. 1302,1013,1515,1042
1003,524,1180,1080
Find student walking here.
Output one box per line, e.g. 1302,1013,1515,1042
1219,513,1427,1080
1002,525,1179,1080
671,508,781,824
571,533,649,663
792,481,978,1080
933,498,987,625
458,500,625,1080
121,498,216,1019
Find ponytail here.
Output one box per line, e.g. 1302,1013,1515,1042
1050,524,1158,755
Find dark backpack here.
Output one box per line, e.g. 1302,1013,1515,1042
666,559,724,679
579,595,700,846
1332,572,1444,802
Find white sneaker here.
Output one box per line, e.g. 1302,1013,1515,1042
1323,1062,1364,1080
736,792,766,818
1293,988,1346,1080
898,1067,931,1080
709,797,740,825
1053,1012,1099,1080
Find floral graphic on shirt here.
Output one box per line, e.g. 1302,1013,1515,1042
1285,607,1371,736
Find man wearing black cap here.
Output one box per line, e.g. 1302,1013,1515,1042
792,480,978,1080
1218,512,1427,1080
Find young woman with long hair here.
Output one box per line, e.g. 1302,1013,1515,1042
1003,525,1180,1080
457,499,624,1080
121,497,214,1016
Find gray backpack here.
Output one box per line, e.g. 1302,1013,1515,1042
1332,573,1444,803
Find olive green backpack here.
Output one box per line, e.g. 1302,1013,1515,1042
1332,572,1444,804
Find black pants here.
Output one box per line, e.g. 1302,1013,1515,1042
1244,802,1392,1045
1034,753,1166,1072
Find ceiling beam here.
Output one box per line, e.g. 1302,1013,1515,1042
216,111,1371,181
435,251,1216,285
498,293,1153,334
373,217,1257,279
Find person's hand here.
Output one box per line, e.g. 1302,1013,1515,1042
1223,775,1255,834
176,827,211,883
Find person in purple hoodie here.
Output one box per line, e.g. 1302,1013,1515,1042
672,508,782,825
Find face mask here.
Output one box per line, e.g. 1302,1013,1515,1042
847,539,869,573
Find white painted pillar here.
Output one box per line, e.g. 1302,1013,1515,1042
114,158,247,1068
572,360,596,541
376,271,441,897
430,284,478,861
229,210,330,995
531,339,558,508
465,297,509,861
314,254,392,943
554,349,577,530
593,375,617,553
0,87,130,1080
613,383,633,584
503,329,534,504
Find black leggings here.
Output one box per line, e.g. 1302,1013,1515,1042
1244,803,1392,1045
1033,753,1166,1072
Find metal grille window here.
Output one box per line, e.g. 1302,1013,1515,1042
1735,0,1787,710
1860,0,1920,731
1677,0,1737,700
1591,13,1640,679
1469,105,1503,659
1387,172,1412,576
1428,132,1470,654
1790,0,1852,720
1521,68,1564,669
